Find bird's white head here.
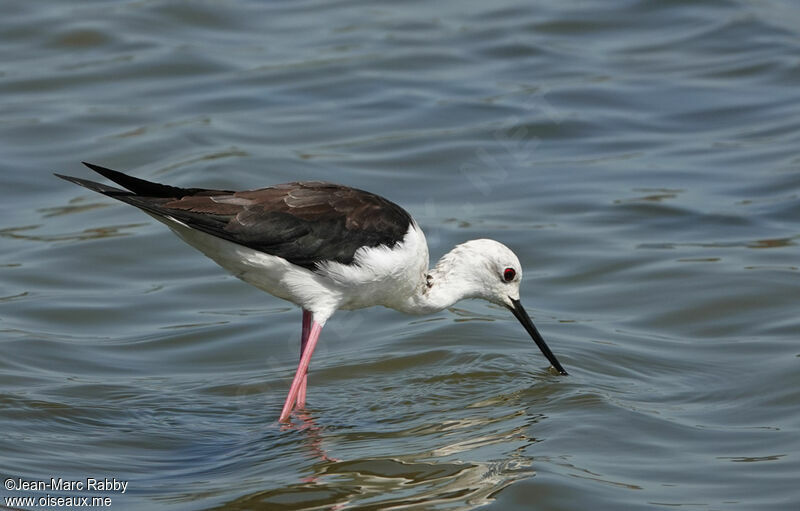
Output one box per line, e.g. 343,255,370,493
446,239,524,308
430,238,568,375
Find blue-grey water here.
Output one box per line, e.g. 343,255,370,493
2,1,799,510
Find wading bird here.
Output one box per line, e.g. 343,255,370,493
57,163,568,422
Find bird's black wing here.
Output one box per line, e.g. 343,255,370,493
56,163,413,270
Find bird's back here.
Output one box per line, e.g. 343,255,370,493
57,163,414,271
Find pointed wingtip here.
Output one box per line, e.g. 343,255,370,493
82,161,122,178
77,161,190,197
81,161,120,182
54,172,86,188
55,171,129,195
54,173,85,186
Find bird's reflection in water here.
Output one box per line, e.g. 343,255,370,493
214,419,534,511
280,409,339,470
208,404,544,510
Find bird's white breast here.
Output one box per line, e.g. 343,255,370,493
315,222,430,311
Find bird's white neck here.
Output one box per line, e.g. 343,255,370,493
396,242,494,315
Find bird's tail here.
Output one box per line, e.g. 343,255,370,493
55,162,195,198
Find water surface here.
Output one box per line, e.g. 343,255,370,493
1,0,799,509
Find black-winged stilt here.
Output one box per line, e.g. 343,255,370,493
57,162,568,422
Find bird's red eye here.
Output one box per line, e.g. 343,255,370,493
503,268,516,282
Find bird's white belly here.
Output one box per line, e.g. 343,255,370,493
157,216,299,300
152,215,430,322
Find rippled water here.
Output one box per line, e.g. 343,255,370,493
2,0,799,509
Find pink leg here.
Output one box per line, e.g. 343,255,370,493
297,309,312,408
279,321,323,422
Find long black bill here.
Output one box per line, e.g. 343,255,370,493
507,298,568,375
